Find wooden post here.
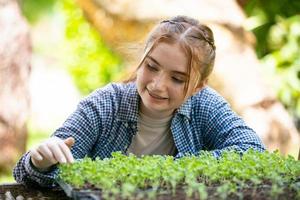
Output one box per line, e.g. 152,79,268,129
0,0,31,173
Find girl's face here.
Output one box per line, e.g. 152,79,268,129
136,42,202,118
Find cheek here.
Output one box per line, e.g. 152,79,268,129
137,67,151,84
169,85,185,99
136,69,148,90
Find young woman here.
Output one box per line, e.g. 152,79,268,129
14,16,265,188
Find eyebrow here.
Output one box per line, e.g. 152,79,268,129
146,55,188,77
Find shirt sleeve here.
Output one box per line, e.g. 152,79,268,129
202,91,266,158
13,152,59,188
13,93,103,188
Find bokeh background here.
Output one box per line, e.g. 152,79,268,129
0,0,299,183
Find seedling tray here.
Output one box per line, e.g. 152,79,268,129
57,180,102,200
57,180,300,200
57,151,300,200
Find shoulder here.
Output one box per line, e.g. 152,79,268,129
78,82,136,111
194,86,228,106
192,86,232,117
84,82,134,101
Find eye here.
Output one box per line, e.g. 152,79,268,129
146,63,158,72
172,77,185,84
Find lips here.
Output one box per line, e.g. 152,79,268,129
147,89,168,100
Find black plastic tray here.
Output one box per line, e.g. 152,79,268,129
57,180,102,200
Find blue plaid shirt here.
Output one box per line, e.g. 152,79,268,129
14,82,265,187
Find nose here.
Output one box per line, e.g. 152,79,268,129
152,73,167,91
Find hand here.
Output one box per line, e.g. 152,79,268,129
30,137,75,171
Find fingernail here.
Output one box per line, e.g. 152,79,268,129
60,158,66,163
37,155,43,161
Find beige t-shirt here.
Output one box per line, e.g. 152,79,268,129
127,112,176,156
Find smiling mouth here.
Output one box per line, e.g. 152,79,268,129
147,89,168,100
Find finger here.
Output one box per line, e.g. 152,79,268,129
47,142,67,163
38,144,57,164
58,141,74,163
64,137,75,149
30,149,43,161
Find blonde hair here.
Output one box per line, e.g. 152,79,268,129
127,15,216,95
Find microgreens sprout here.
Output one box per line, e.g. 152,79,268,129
58,149,300,199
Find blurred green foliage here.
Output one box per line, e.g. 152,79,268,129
60,0,123,95
20,0,57,23
21,0,123,95
244,0,300,123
